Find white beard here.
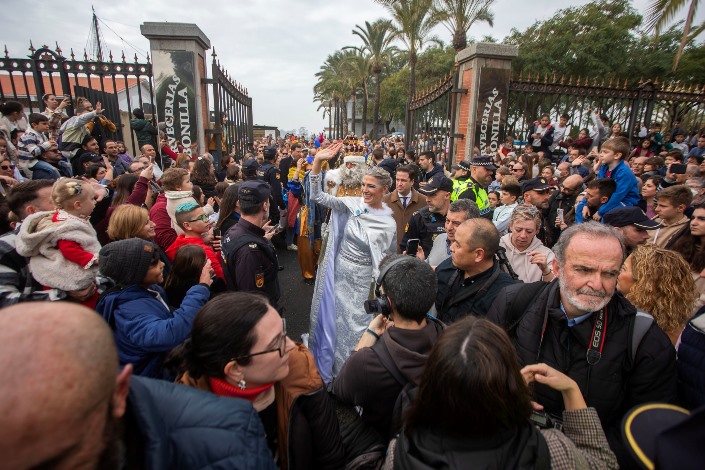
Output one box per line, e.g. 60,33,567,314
341,166,364,187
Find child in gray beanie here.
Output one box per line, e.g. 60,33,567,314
96,238,213,378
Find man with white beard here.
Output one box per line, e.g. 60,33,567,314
325,154,365,197
488,222,676,467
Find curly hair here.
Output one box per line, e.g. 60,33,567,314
626,244,696,337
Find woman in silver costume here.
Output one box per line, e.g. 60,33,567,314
308,141,396,383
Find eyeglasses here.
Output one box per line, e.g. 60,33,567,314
233,318,287,361
511,167,523,172
0,164,14,170
187,213,209,223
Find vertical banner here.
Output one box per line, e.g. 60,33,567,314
474,67,511,155
153,50,198,156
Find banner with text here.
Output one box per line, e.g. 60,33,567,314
153,50,197,157
474,67,511,155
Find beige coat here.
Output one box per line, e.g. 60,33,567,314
383,188,424,253
651,215,690,248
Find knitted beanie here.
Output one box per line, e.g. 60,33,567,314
99,238,157,285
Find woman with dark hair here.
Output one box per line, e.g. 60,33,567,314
630,138,655,160
164,245,212,308
641,175,662,218
558,128,593,151
94,165,152,245
172,292,345,470
85,162,112,184
40,93,70,140
216,183,241,236
384,316,617,469
192,156,218,199
216,154,237,182
670,204,705,309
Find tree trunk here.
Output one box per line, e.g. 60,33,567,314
373,69,382,140
361,81,368,137
409,49,417,98
328,105,332,138
342,98,349,136
334,99,339,138
673,0,697,72
351,94,357,137
452,28,467,52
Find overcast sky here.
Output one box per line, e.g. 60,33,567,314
2,0,699,135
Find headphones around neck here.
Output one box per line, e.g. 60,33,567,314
363,257,412,317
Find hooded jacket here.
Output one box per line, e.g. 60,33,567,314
130,118,158,148
96,283,210,378
651,215,690,249
126,376,275,470
332,318,445,440
15,210,100,291
499,232,555,283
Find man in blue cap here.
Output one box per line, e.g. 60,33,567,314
603,206,661,255
221,180,281,307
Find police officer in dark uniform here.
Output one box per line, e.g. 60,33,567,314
257,146,286,225
221,181,281,308
401,174,452,258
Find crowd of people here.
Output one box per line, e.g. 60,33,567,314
1,95,704,470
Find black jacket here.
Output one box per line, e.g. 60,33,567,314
545,191,577,248
331,318,444,440
418,163,443,185
126,376,274,469
435,258,517,323
487,280,677,467
222,218,280,307
401,206,446,256
394,424,548,470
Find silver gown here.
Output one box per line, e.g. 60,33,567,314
308,172,397,383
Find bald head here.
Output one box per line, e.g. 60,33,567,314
563,174,583,188
0,302,124,469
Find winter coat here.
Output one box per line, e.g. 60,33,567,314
499,233,555,283
31,159,72,181
15,210,100,291
385,408,617,470
126,376,275,470
332,319,445,440
651,215,690,249
596,159,641,216
130,118,158,149
488,280,677,466
96,283,210,378
677,307,705,409
383,188,424,253
180,344,345,470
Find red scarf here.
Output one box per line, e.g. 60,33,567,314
208,377,274,402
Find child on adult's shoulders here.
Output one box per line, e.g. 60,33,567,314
587,137,641,221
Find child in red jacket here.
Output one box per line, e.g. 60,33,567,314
165,201,224,279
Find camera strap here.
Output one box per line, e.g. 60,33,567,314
587,307,608,366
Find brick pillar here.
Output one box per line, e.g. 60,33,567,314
452,43,518,164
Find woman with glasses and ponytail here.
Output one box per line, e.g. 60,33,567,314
171,292,345,470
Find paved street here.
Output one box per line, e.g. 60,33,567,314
276,243,315,343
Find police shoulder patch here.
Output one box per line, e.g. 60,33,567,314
404,223,409,233
256,272,264,288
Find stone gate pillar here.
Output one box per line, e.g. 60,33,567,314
141,22,211,157
452,43,518,164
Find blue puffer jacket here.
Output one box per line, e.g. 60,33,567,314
96,283,210,378
596,159,641,216
128,376,275,470
678,308,705,409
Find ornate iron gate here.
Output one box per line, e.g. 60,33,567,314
207,50,253,163
406,69,458,168
0,44,156,153
507,73,705,143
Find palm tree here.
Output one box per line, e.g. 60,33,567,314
348,20,398,139
646,0,701,71
432,0,495,52
375,0,442,134
314,51,355,138
341,51,372,137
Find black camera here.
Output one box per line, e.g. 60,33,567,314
529,410,563,431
